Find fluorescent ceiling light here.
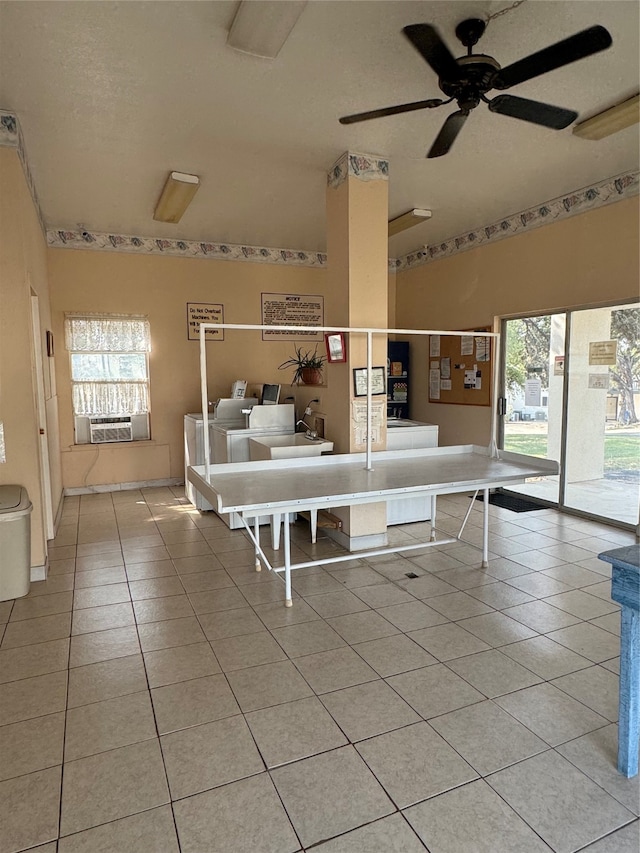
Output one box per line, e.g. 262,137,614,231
388,208,432,237
153,172,200,223
227,0,307,59
573,93,639,140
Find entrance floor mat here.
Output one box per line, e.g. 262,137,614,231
475,491,547,513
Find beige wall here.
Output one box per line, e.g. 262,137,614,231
48,249,332,487
0,147,63,567
396,197,640,446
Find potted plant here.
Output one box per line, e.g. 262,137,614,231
278,344,326,385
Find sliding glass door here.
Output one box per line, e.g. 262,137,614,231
499,302,639,528
563,303,639,525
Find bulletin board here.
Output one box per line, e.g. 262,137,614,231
428,328,492,407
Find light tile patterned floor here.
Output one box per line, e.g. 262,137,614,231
0,487,638,853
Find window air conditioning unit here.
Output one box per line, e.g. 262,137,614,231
89,416,133,444
74,414,150,444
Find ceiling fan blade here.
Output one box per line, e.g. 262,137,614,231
339,98,444,124
489,94,577,129
493,25,612,90
427,110,468,158
403,24,460,80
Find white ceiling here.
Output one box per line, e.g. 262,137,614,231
1,1,638,258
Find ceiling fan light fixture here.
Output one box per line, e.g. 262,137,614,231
153,172,200,224
227,0,307,59
388,209,432,237
573,93,639,140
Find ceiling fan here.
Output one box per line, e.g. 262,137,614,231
339,19,612,158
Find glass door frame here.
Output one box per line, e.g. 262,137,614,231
497,298,639,531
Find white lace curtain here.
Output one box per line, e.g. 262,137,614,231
71,383,149,416
65,316,151,353
65,315,150,416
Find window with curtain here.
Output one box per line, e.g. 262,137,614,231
65,315,151,417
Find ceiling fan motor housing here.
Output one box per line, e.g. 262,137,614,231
439,55,501,111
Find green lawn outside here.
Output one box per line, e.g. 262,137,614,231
503,433,640,472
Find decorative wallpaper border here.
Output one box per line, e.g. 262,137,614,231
0,111,18,146
327,151,389,189
3,109,637,272
0,110,46,235
46,229,330,267
394,170,639,272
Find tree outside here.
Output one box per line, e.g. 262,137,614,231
610,306,639,425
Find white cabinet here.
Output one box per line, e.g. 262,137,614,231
386,422,439,525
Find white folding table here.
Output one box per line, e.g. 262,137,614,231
188,444,559,606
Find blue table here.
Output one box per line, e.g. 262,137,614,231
598,544,640,778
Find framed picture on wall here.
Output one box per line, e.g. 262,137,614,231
353,366,386,397
325,332,347,363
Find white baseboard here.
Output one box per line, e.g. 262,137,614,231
30,564,47,582
53,492,65,533
64,478,182,496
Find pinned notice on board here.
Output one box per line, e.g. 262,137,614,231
461,336,474,356
429,335,440,357
464,369,481,390
475,336,490,362
428,327,492,406
429,369,441,400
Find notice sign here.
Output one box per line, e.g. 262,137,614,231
261,293,324,340
525,377,542,407
554,356,565,376
187,303,224,341
588,374,608,390
589,340,617,365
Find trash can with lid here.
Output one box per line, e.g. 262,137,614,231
0,485,33,601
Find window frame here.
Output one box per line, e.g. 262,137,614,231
65,314,151,443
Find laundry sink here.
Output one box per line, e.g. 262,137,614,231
249,434,334,461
